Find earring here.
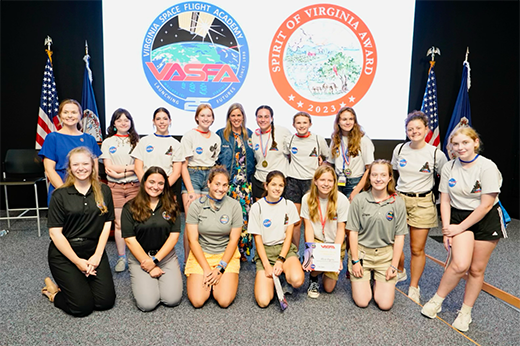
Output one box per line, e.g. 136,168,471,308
113,126,117,131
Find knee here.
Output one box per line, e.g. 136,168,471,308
255,295,271,308
353,297,370,308
450,261,470,275
375,297,394,311
188,296,207,309
410,246,425,257
216,295,235,309
163,293,182,308
94,294,116,312
71,301,95,317
468,265,485,278
136,300,159,312
287,273,304,288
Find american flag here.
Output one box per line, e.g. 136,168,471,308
421,61,440,147
35,53,61,149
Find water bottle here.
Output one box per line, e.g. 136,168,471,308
0,229,8,237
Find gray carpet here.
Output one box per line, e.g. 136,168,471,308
0,214,519,346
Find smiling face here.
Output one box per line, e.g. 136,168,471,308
406,119,428,143
265,176,285,200
153,111,171,135
451,133,479,161
59,103,81,128
114,114,131,135
196,106,214,131
256,108,272,132
369,163,391,193
208,173,229,200
69,152,92,182
293,115,311,136
338,110,356,134
144,173,165,199
314,171,335,198
229,108,244,132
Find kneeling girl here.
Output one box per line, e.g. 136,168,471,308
248,171,305,307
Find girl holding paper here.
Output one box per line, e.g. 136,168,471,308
248,170,304,308
301,165,349,298
346,159,407,310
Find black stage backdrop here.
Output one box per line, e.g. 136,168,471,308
1,0,518,218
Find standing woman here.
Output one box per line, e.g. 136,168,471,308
216,103,256,261
132,107,184,187
391,110,448,302
121,167,183,312
328,106,374,200
100,108,140,272
283,112,329,249
180,104,221,212
39,99,102,205
347,160,407,311
422,127,506,332
184,166,242,308
248,171,304,308
301,165,349,298
251,105,291,201
41,147,116,317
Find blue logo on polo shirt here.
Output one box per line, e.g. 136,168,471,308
291,147,298,154
386,211,394,221
263,219,272,227
109,146,117,154
196,147,203,155
449,178,457,187
220,215,230,224
254,143,259,151
146,145,154,153
399,159,407,167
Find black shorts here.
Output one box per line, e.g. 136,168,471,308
252,175,265,200
450,204,506,241
286,177,312,204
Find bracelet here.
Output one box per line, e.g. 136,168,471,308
219,260,228,269
277,255,286,263
216,264,225,274
351,259,360,265
188,190,195,194
390,265,398,272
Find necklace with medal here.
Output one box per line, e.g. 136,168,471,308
259,128,271,168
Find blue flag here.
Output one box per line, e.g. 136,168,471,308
81,53,102,141
443,61,472,158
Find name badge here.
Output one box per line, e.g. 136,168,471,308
338,174,346,187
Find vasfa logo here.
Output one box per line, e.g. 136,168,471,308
269,4,377,116
142,2,249,111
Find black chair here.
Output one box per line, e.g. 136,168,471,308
0,149,47,236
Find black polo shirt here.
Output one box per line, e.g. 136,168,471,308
48,184,115,240
121,200,181,253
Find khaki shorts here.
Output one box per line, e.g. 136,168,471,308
184,248,241,276
398,191,438,228
108,181,140,209
314,238,346,281
254,243,298,272
348,244,396,283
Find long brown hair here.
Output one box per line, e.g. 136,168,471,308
307,165,338,222
331,107,364,158
256,105,277,149
223,103,249,142
107,108,139,149
261,170,286,198
363,159,396,195
130,166,178,223
61,147,108,214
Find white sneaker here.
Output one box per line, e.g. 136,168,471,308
307,281,320,298
397,268,408,283
421,297,443,318
115,257,127,272
408,286,420,304
452,310,472,332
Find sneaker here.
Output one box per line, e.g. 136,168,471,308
397,268,408,283
452,310,472,332
408,286,421,304
421,297,443,318
115,257,127,272
307,281,320,299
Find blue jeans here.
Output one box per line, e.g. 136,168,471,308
339,176,362,199
181,167,210,194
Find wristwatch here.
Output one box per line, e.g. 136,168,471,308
151,256,160,265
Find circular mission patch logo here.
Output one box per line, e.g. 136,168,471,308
142,2,249,112
269,4,377,116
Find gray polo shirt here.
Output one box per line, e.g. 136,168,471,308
346,191,408,248
186,195,243,254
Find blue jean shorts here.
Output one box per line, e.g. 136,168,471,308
181,167,210,194
338,176,362,199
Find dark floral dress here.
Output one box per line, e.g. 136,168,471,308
228,132,253,261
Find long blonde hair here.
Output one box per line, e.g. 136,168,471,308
363,159,396,195
307,165,338,222
330,107,364,158
223,103,249,142
61,147,108,214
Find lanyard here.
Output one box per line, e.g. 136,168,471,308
340,138,350,171
259,131,270,159
317,198,328,238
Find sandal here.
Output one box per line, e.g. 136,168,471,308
41,277,59,302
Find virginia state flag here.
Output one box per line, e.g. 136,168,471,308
443,60,472,158
81,53,103,141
